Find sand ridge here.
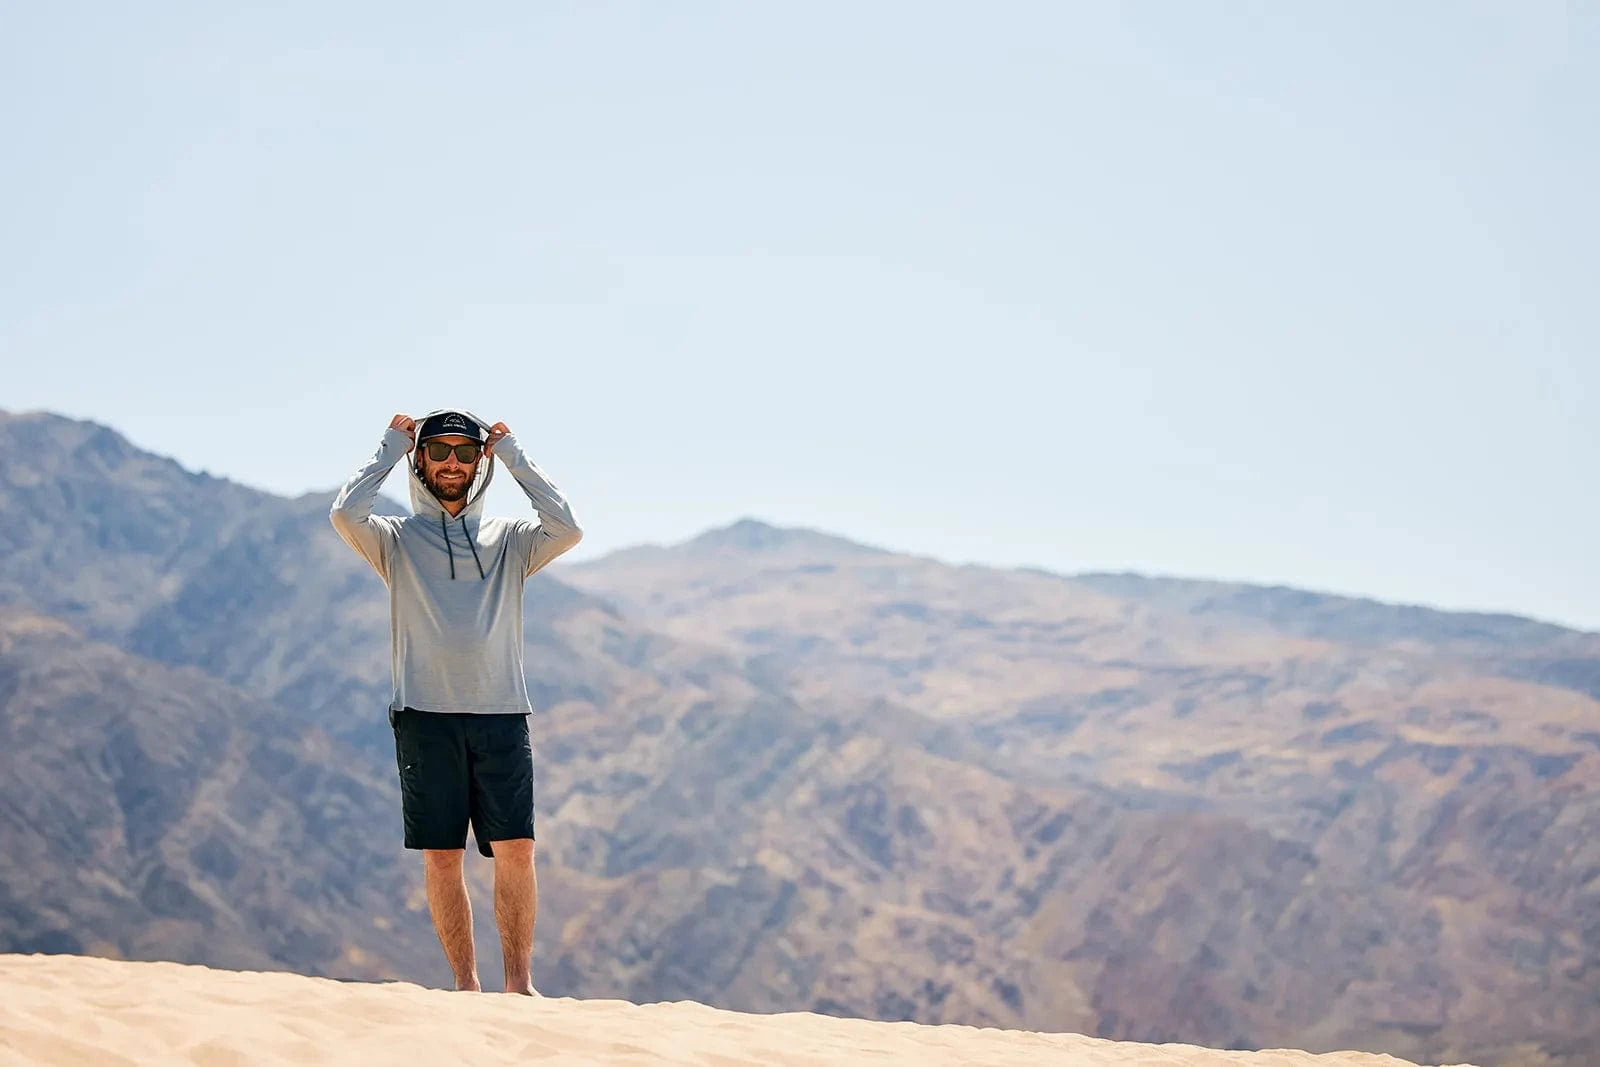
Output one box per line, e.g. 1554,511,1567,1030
0,954,1474,1066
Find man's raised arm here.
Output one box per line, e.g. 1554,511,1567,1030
329,414,413,581
486,421,583,577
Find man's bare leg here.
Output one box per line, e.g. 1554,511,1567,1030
422,848,480,991
489,838,538,995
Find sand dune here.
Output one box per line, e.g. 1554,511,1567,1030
0,954,1472,1066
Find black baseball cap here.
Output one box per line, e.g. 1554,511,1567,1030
416,410,487,443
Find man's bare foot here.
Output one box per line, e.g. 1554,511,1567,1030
505,983,543,997
454,979,482,992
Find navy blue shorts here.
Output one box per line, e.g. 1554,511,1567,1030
389,706,536,857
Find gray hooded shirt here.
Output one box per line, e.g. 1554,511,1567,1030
329,411,582,715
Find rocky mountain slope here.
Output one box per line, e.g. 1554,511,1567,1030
0,610,432,978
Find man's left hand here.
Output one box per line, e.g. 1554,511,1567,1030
485,422,511,457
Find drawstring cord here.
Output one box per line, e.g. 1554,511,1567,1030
439,512,456,579
438,510,486,580
461,520,486,579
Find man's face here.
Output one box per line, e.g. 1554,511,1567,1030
417,434,481,502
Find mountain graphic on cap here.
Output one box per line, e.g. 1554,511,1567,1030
417,410,486,443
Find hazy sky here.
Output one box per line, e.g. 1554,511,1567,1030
5,3,1596,630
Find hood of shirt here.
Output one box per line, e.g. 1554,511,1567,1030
404,407,496,523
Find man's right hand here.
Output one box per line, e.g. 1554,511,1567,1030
389,414,416,451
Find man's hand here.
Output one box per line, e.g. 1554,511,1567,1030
485,421,510,457
389,414,416,451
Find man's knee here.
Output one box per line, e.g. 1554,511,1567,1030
423,847,466,872
489,838,534,862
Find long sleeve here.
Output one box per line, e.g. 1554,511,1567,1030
329,427,411,582
494,432,583,577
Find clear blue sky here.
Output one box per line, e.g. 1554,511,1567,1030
5,3,1596,630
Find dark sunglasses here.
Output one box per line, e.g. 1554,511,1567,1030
423,441,482,464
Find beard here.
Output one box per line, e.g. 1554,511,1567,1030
423,467,473,502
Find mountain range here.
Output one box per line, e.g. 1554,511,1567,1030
1,408,1595,1067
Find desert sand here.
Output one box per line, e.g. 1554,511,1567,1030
0,953,1472,1066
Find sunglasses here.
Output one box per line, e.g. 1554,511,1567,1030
423,441,482,464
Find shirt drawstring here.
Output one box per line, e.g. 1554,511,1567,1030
439,511,485,580
461,519,486,579
439,512,456,579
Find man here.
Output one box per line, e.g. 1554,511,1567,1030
329,408,582,994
